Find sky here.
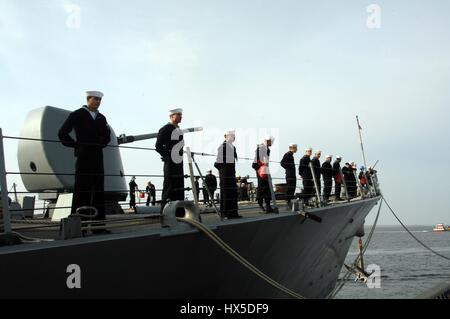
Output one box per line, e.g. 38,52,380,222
0,0,449,225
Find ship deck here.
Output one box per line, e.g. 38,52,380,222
9,197,366,242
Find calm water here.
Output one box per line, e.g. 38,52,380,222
336,225,450,299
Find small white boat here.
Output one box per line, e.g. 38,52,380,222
432,224,447,232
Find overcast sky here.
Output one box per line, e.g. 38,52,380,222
1,0,449,225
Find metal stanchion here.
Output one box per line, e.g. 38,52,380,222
309,162,322,207
190,154,223,220
266,165,279,214
185,147,199,205
0,128,12,233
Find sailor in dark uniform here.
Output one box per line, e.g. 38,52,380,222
253,136,274,213
322,155,333,201
348,161,358,198
342,162,357,199
311,150,322,195
333,156,343,200
129,176,138,209
146,181,156,206
281,144,297,206
298,147,313,205
58,90,111,234
240,175,250,201
203,170,217,206
155,108,185,213
214,130,241,219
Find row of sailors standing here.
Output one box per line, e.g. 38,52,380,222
59,90,379,227
155,108,377,219
214,132,278,217
281,145,371,205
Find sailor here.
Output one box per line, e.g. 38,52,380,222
146,181,156,206
358,166,367,188
129,176,139,209
298,147,313,205
333,156,343,200
58,91,111,234
155,108,185,213
253,136,275,213
342,162,357,198
311,150,322,195
349,161,358,198
240,175,250,201
322,155,333,201
203,170,217,207
214,130,241,219
281,144,297,206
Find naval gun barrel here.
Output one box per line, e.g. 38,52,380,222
117,127,203,145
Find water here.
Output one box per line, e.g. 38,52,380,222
336,225,450,299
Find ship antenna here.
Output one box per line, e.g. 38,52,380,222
356,115,369,171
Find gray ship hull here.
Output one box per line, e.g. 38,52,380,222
0,197,379,299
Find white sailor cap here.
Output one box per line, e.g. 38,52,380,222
86,91,104,98
325,154,332,159
264,135,275,142
169,108,183,116
305,147,312,152
207,169,212,173
336,155,342,160
224,130,235,136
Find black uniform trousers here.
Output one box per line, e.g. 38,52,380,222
219,167,238,218
203,187,215,205
285,173,297,202
161,161,185,212
300,179,314,203
323,178,332,200
146,192,156,206
129,192,136,208
334,179,342,199
347,181,357,198
72,150,105,221
257,176,271,206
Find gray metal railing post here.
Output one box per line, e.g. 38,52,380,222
185,147,199,205
13,183,18,203
309,162,322,207
190,154,223,220
266,164,279,213
0,128,12,233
